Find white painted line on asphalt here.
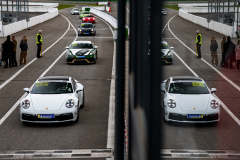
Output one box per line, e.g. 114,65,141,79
0,14,78,126
164,38,176,39
165,14,240,126
168,15,240,93
94,15,115,155
0,14,71,91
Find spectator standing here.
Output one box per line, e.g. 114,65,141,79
195,30,202,59
235,40,240,71
220,36,226,67
225,36,235,68
19,36,28,66
36,30,43,58
11,36,17,67
210,36,218,66
2,35,13,68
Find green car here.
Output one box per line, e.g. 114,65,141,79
66,41,98,64
79,11,90,19
161,41,173,64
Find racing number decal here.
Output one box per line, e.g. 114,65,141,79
36,82,49,87
192,82,204,87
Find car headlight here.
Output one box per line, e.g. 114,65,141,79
22,99,30,109
83,18,85,20
211,100,218,109
91,28,94,31
167,51,173,56
79,29,82,32
167,99,176,108
66,99,74,108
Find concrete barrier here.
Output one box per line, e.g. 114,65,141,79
0,8,58,37
90,7,129,38
1,1,58,8
179,8,236,37
98,2,109,5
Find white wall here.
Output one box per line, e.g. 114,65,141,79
0,8,58,37
179,8,236,37
98,2,108,5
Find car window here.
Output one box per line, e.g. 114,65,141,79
81,24,93,28
162,43,170,49
169,82,209,94
70,43,93,49
31,82,73,94
84,15,94,17
82,12,89,14
71,79,76,91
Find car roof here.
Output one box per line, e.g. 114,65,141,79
38,76,70,81
171,76,203,82
161,41,168,44
72,41,92,44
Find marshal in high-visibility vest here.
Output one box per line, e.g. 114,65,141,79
36,33,43,44
195,34,202,44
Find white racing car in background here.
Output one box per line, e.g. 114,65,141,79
161,76,220,123
20,76,84,123
71,8,80,15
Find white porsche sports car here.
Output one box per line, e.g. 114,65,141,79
161,76,220,123
20,76,84,123
71,8,80,15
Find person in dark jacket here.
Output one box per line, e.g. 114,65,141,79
11,36,17,67
220,36,226,67
225,36,235,68
19,36,28,66
2,35,13,68
210,36,218,66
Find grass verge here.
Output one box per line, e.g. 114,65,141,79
58,4,76,10
164,5,180,10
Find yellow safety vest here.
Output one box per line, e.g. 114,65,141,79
36,33,43,44
195,34,202,44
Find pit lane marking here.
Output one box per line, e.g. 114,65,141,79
0,14,78,126
0,15,71,91
164,14,240,126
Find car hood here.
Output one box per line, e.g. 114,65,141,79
69,49,93,56
161,49,171,56
170,94,210,111
30,94,71,111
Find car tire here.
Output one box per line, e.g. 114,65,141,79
75,108,79,122
96,51,98,59
80,90,85,108
162,104,167,123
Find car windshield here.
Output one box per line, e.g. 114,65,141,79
81,24,93,28
169,82,209,94
31,82,73,94
162,43,170,49
82,12,89,14
73,9,79,11
70,43,93,49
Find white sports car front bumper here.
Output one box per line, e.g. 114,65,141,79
20,107,78,123
164,108,220,123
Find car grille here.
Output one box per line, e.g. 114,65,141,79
169,113,219,121
22,113,73,122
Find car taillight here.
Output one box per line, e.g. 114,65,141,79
93,18,95,20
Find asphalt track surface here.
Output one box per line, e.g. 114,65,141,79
161,7,240,158
0,4,113,160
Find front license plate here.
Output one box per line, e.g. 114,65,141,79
38,114,55,119
187,114,203,119
88,21,92,22
77,56,85,58
84,33,89,34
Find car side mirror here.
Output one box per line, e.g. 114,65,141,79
211,88,217,93
66,46,69,50
76,89,82,93
170,47,174,50
23,88,30,93
94,46,98,49
160,89,165,93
